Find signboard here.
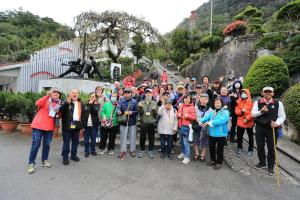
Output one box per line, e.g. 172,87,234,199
110,63,122,80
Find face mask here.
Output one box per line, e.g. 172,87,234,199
235,82,241,89
146,96,152,101
241,93,248,99
111,97,117,102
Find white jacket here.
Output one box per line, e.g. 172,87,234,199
157,106,178,135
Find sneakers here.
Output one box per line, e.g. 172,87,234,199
177,153,184,160
182,157,190,165
207,161,215,166
267,167,275,176
85,153,89,158
130,151,136,157
214,164,222,170
171,149,174,154
71,156,80,162
108,150,114,155
91,152,97,156
41,160,51,168
247,151,253,157
98,149,107,155
160,153,165,159
63,159,69,165
168,154,173,160
148,151,154,159
254,162,267,170
138,151,145,158
28,164,35,174
236,148,242,155
118,152,126,160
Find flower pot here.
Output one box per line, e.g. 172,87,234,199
53,126,60,138
20,123,32,135
0,120,19,133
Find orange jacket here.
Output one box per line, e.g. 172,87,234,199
235,89,254,128
177,103,196,128
31,96,57,131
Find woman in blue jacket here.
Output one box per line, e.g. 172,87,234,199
200,98,230,170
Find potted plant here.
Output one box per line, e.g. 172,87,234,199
0,94,22,133
20,93,37,135
0,92,6,129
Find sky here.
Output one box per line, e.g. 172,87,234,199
1,0,208,34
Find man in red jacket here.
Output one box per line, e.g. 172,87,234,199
28,88,62,174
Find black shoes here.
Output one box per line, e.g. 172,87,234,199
85,153,89,158
71,156,80,162
91,152,97,156
160,154,165,159
214,164,222,170
207,161,215,166
254,162,267,170
267,168,275,176
63,159,69,165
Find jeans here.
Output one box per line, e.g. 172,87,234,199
29,128,53,164
209,136,226,164
120,125,136,152
61,129,80,159
160,134,173,155
140,124,155,151
179,126,190,158
256,125,278,168
99,126,118,150
237,126,254,151
229,115,237,140
83,125,98,154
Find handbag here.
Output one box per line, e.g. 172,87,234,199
101,106,116,129
117,100,131,125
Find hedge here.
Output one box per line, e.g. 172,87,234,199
284,83,300,131
244,55,290,97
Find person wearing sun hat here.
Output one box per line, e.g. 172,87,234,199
252,86,286,176
27,87,62,174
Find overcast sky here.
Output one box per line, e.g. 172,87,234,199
1,0,208,34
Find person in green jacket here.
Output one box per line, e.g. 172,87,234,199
98,93,119,155
137,89,158,159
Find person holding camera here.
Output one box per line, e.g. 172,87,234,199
59,89,83,165
27,88,61,174
137,89,158,159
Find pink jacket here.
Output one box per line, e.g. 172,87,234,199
31,96,57,131
177,103,196,128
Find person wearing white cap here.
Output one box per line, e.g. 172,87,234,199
251,86,286,176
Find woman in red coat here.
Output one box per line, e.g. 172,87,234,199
28,88,61,174
235,89,254,156
176,95,196,164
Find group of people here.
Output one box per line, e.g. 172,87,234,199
27,73,286,176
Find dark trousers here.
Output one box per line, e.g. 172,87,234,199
209,136,226,165
29,128,53,164
160,134,173,155
99,126,118,150
62,129,80,160
256,125,278,168
140,123,155,151
237,126,254,151
229,115,237,140
83,125,98,154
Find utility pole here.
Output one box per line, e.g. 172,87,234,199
210,0,213,36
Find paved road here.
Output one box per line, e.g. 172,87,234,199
0,132,299,200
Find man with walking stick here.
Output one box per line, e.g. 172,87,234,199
252,86,286,177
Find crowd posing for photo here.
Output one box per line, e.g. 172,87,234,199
27,74,286,176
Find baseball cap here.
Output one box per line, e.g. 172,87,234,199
195,84,203,89
214,80,220,84
191,78,196,81
145,88,153,93
200,93,209,98
165,99,173,105
124,88,132,93
177,85,184,89
263,86,274,92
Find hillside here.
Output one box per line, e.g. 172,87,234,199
0,10,74,63
175,0,290,34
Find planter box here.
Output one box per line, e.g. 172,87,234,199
0,121,19,133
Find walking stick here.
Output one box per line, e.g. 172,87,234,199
272,127,280,188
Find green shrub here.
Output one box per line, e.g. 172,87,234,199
244,55,290,97
255,33,287,50
284,83,300,131
4,94,24,120
200,35,222,52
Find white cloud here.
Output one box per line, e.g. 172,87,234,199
1,0,208,34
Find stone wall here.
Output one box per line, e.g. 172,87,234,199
182,35,258,81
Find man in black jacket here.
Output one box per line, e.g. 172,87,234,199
59,89,83,165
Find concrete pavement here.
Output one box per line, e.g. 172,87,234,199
0,131,299,200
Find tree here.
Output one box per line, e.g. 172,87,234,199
74,11,160,62
277,0,300,22
131,35,147,63
244,55,290,97
200,35,222,52
170,28,190,65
